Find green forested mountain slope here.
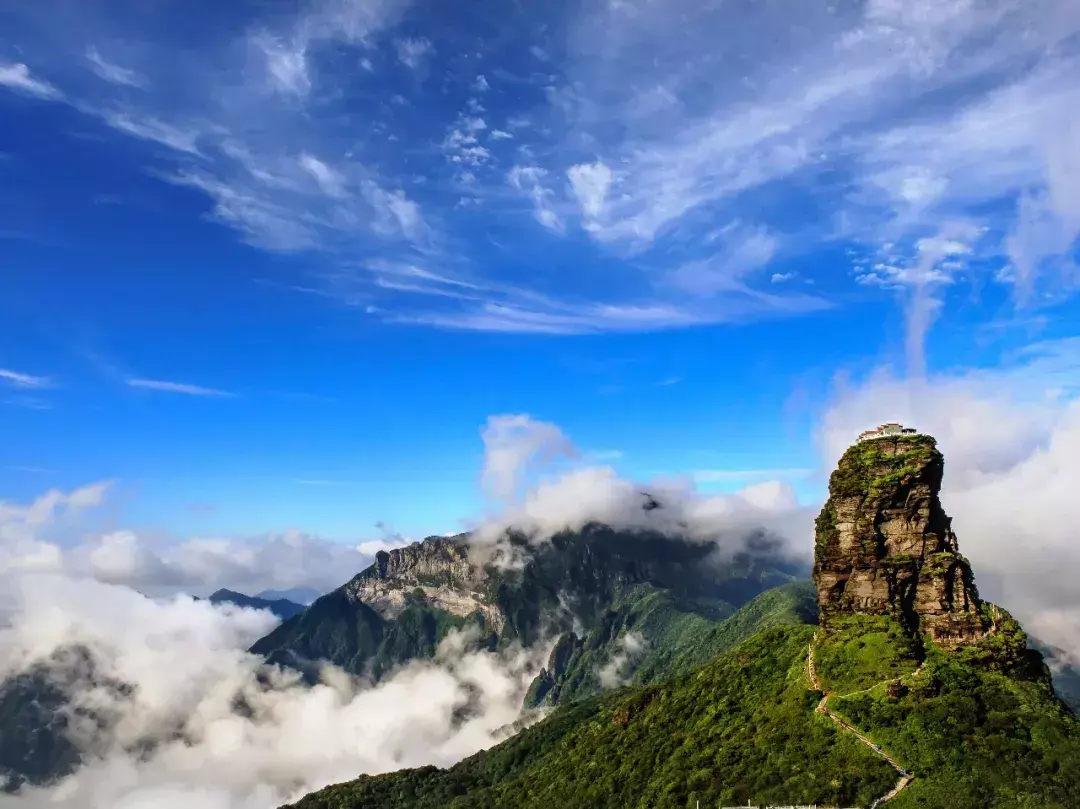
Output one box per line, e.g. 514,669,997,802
817,614,1080,809
251,526,801,701
250,588,482,682
282,611,1080,809
282,624,900,809
282,430,1080,809
525,580,816,707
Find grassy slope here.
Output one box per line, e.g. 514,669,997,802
282,624,897,809
817,615,1080,809
526,581,816,707
286,596,1080,809
629,580,816,687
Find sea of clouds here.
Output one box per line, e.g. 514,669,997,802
4,336,1080,807
0,573,546,809
0,407,811,809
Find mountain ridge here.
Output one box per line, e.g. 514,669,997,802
249,523,802,697
208,588,307,621
285,428,1080,809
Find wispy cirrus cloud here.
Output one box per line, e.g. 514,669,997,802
2,0,1079,336
126,379,234,397
98,111,204,155
0,368,53,388
86,47,146,88
538,0,1080,320
0,61,60,99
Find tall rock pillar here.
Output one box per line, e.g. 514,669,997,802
812,430,989,646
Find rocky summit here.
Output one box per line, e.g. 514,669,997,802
343,537,507,632
813,428,992,647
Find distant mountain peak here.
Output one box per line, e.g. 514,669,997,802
207,589,306,621
209,588,244,600
256,587,323,606
344,535,503,629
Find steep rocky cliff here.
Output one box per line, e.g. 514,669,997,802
252,525,802,693
813,432,990,646
342,538,506,632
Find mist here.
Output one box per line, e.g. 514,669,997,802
468,413,815,569
0,573,546,809
5,343,1080,807
0,409,821,808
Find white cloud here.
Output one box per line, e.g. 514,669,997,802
471,415,810,562
254,32,311,95
770,272,796,284
0,573,546,808
480,414,577,503
396,292,829,335
856,222,984,378
0,61,61,100
0,368,52,388
598,630,646,688
355,539,402,555
363,183,426,241
567,160,613,221
169,171,320,252
0,483,380,598
99,112,203,155
443,116,493,167
126,379,234,397
298,152,347,197
85,48,146,88
10,0,1078,338
667,224,778,295
508,165,563,233
1006,112,1080,300
251,0,409,95
2,0,427,274
395,37,433,70
3,0,849,336
539,0,1080,319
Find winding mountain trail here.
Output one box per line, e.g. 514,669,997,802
806,639,915,808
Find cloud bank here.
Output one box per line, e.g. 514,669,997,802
0,575,544,809
0,414,808,809
471,413,812,568
0,482,373,598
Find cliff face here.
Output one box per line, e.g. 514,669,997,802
251,526,802,700
343,538,506,632
813,433,989,646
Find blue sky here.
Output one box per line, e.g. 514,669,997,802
2,0,1079,544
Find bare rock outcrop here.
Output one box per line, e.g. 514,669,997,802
812,431,989,646
343,538,506,631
